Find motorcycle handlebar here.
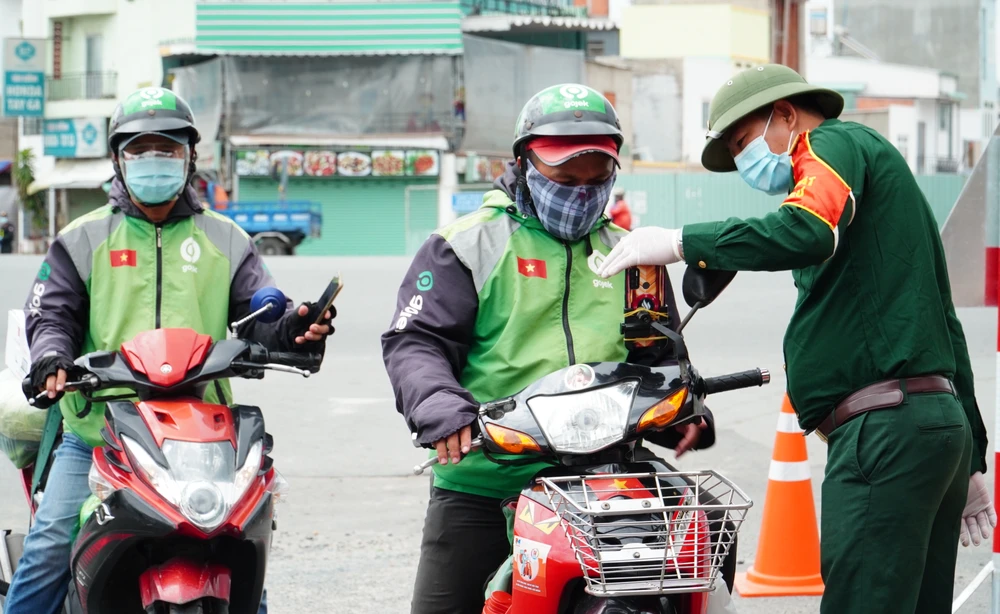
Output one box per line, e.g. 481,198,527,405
702,369,770,395
263,351,322,372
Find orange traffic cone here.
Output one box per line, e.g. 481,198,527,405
734,395,824,597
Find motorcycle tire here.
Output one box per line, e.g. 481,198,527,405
167,599,230,614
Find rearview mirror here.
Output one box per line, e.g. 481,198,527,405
250,287,288,323
682,268,736,308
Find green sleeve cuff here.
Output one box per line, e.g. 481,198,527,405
681,222,721,269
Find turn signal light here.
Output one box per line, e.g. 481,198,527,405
484,423,543,454
638,388,689,431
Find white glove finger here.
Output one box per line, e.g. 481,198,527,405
599,243,633,278
988,505,998,528
960,521,971,547
969,516,983,546
977,511,993,541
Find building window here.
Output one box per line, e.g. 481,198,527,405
22,117,43,136
939,103,951,131
810,9,828,36
586,38,606,58
896,135,908,161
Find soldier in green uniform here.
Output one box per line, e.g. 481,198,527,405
598,64,996,613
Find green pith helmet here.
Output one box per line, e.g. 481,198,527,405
702,64,844,172
512,84,623,157
108,87,200,154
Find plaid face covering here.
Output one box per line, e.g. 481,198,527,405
516,160,617,242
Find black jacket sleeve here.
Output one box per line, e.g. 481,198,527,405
227,242,299,351
25,237,88,361
381,234,480,445
626,265,716,451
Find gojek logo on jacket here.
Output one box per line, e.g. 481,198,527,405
181,237,200,273
395,270,433,331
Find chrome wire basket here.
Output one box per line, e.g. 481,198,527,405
539,470,751,597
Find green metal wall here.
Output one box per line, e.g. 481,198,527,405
236,174,966,256
237,177,438,256
617,173,967,230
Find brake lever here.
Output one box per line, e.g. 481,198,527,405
413,437,484,475
230,360,311,378
27,375,99,407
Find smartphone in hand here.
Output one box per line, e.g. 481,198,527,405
314,274,343,326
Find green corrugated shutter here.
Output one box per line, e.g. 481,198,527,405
195,1,463,55
236,177,438,256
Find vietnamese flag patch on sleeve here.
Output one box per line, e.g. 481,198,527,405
110,249,137,267
517,257,547,278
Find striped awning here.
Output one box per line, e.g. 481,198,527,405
195,1,464,56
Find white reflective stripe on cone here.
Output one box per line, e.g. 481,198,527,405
768,460,811,482
776,412,802,434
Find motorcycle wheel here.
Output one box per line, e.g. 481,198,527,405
167,599,229,614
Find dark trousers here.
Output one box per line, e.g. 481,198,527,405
411,468,738,614
820,392,972,614
411,486,511,614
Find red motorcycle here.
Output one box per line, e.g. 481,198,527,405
1,287,320,614
415,268,762,614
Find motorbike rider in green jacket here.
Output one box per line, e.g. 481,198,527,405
382,84,727,614
6,87,334,614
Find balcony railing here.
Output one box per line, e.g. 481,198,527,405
460,0,586,17
46,72,117,102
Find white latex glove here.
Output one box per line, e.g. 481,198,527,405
598,227,683,279
961,471,997,547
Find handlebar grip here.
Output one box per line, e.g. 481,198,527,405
21,376,34,400
267,351,322,371
703,369,770,395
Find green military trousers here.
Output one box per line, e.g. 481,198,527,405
819,391,973,614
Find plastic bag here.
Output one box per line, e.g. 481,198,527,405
0,368,46,468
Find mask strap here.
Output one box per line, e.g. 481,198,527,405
786,130,798,153
762,110,774,139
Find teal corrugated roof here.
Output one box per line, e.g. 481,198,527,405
195,1,463,56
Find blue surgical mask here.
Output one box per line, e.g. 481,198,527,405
123,158,188,206
734,111,795,195
517,160,616,242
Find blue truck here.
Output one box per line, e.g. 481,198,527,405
210,198,322,256
203,179,322,256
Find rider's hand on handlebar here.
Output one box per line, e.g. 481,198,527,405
434,425,473,466
674,418,707,458
29,355,77,400
293,304,334,345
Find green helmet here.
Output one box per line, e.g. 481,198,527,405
512,84,623,157
108,87,200,154
702,65,844,172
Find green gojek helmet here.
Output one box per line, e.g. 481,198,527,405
512,84,623,158
108,87,201,183
109,87,200,154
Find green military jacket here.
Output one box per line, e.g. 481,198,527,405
683,118,988,473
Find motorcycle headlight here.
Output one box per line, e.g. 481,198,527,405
527,382,638,454
123,436,263,532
